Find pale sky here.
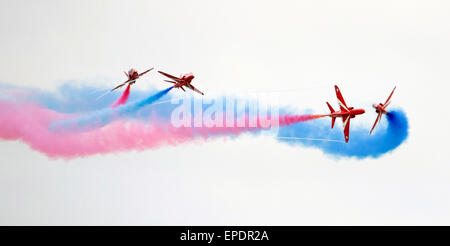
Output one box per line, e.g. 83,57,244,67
0,0,449,225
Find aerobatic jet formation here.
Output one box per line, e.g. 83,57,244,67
158,71,204,95
370,86,396,134
326,85,365,143
94,65,398,143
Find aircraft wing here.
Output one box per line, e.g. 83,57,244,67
188,84,204,95
334,85,349,112
342,115,350,143
370,111,383,135
110,82,127,92
138,67,154,77
384,86,396,107
96,78,135,101
111,79,135,92
158,71,183,82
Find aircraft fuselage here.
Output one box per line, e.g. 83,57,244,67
373,103,388,114
330,108,365,118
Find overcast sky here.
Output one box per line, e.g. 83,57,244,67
0,0,449,225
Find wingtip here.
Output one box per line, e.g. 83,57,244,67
334,85,340,92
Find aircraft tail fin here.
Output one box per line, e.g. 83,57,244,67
326,102,335,113
327,102,336,128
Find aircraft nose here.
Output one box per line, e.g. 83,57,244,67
361,109,365,114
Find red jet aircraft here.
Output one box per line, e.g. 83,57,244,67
158,71,204,95
111,68,153,91
97,67,153,100
326,85,365,143
369,86,396,135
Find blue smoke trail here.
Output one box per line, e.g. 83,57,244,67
278,109,409,159
50,87,173,131
0,82,160,113
0,82,262,122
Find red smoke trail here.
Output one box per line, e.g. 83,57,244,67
0,99,327,159
111,84,131,108
279,114,328,126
